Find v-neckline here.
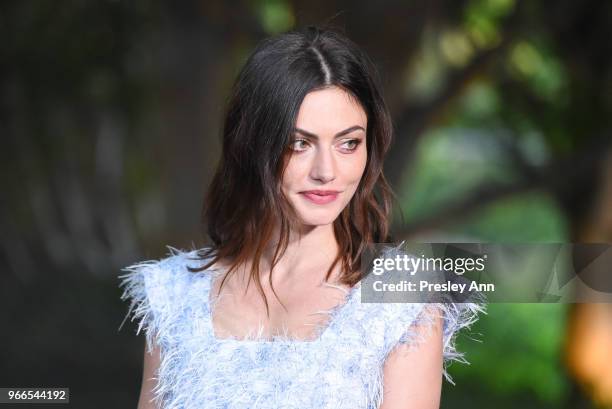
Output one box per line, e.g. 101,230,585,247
204,272,361,344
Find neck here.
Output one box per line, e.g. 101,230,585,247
257,223,340,285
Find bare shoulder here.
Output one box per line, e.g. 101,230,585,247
380,311,444,409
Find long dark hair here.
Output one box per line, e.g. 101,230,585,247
190,25,395,315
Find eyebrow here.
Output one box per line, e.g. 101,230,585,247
293,125,366,139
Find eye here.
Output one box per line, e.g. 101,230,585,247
338,138,362,153
289,138,310,152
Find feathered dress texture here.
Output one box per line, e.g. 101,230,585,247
118,246,486,409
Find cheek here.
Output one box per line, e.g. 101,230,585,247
281,157,306,190
344,150,368,183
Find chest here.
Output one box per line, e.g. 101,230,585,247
209,273,352,341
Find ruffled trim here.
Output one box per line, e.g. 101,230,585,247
118,246,185,350
118,245,198,409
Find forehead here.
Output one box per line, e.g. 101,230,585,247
295,86,367,134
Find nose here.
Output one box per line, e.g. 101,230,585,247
310,146,336,184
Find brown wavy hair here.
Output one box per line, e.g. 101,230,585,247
189,25,395,315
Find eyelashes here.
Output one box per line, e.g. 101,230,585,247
290,139,309,152
289,138,363,153
340,139,362,152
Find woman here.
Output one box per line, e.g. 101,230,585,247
119,25,484,409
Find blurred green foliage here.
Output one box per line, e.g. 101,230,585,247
396,0,578,404
445,303,570,407
402,115,571,407
464,0,514,49
252,0,295,34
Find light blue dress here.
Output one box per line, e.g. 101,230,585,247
118,246,485,409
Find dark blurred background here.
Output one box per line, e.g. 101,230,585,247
1,0,611,408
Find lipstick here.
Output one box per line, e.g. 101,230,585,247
299,190,340,205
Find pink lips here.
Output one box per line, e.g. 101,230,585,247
299,190,340,205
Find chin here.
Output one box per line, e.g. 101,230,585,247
301,218,337,227
294,209,342,227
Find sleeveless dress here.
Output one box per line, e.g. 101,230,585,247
118,246,485,409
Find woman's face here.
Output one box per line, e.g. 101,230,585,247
282,86,368,228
